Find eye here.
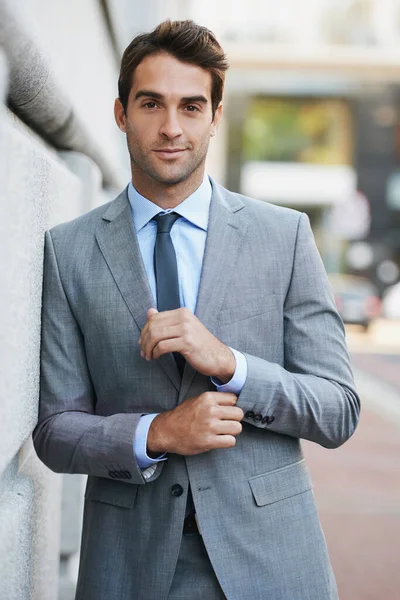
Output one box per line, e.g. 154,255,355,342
184,105,199,112
143,101,158,109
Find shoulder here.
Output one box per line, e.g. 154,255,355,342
48,187,129,247
214,181,304,232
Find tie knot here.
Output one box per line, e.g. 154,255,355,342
153,212,181,233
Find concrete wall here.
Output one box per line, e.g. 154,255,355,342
0,99,108,600
0,1,130,597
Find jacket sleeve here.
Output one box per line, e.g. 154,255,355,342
33,230,163,484
236,213,360,449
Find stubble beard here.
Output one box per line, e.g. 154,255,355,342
126,133,211,187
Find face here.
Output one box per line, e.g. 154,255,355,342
114,52,222,188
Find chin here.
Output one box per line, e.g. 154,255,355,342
151,168,192,186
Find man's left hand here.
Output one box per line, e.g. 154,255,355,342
139,308,236,382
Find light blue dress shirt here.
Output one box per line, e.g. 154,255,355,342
128,175,247,469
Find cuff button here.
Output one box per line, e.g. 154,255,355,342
262,415,275,425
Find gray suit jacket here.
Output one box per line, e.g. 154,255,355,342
34,180,360,600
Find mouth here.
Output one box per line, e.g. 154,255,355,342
153,149,187,159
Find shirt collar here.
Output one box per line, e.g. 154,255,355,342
128,173,212,234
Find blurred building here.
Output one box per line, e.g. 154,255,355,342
212,0,400,291
1,1,400,599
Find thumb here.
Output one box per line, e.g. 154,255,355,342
147,307,158,319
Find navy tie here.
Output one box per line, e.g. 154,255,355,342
153,212,185,376
153,212,194,519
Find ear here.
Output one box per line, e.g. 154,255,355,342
210,102,223,137
114,98,127,133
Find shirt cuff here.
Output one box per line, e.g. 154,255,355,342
134,413,167,469
211,347,248,395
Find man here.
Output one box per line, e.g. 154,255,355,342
34,19,360,600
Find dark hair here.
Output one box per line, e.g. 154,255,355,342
118,20,229,118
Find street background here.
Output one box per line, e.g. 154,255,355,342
305,320,400,600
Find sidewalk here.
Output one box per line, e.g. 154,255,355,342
303,372,400,600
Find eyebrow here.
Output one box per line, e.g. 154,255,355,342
134,90,208,104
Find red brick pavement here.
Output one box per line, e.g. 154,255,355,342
303,407,400,600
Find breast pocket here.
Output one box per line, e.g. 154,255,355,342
218,294,278,326
216,294,282,359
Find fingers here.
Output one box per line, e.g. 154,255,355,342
151,339,183,359
215,393,238,406
200,392,243,420
139,308,192,359
214,420,243,436
218,406,244,422
144,307,188,329
141,326,182,360
162,391,244,455
212,435,237,449
140,309,181,343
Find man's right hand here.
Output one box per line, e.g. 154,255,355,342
147,392,244,456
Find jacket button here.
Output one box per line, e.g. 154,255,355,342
262,415,275,425
254,414,262,423
171,484,184,497
245,411,255,420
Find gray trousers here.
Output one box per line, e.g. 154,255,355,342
167,533,226,600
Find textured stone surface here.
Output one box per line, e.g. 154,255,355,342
0,440,66,599
20,439,62,600
60,151,105,213
0,48,8,101
0,0,128,188
0,103,64,600
0,469,37,599
0,115,80,478
0,106,105,598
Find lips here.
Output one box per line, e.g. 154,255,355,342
153,148,187,159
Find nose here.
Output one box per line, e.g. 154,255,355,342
159,109,183,140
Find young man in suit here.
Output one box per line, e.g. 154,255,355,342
34,19,360,600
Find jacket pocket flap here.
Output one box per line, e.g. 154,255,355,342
85,477,139,508
248,459,311,507
218,294,277,326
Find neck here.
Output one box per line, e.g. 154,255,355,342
131,165,205,210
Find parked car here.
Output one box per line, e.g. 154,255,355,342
328,274,381,330
382,282,400,319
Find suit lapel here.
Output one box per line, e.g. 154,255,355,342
179,182,250,400
95,188,181,391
